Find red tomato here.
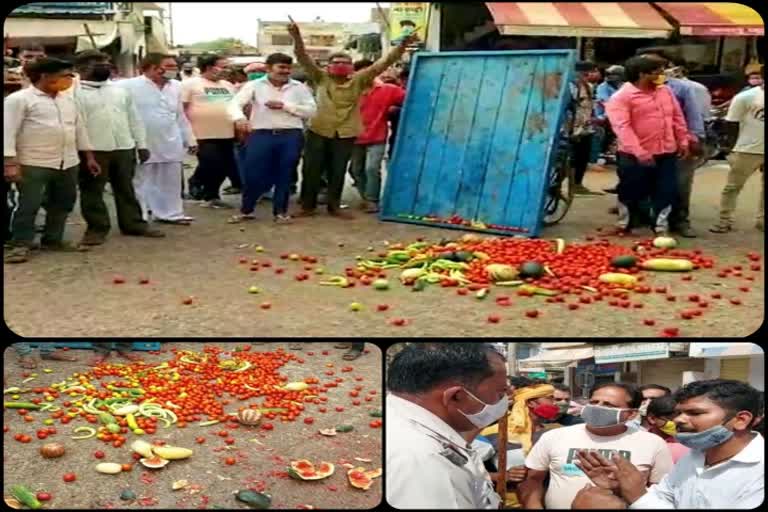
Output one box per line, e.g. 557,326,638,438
303,417,314,425
36,492,52,502
63,473,77,483
94,451,105,459
225,457,237,466
261,423,274,431
335,406,345,412
225,438,235,445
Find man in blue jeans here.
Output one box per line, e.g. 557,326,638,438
227,53,316,224
12,343,77,369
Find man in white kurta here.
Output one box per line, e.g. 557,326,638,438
117,54,197,224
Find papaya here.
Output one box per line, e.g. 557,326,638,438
348,467,374,490
518,261,545,278
611,255,638,268
152,445,193,460
598,273,638,286
641,258,694,272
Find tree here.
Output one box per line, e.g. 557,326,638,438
183,38,257,53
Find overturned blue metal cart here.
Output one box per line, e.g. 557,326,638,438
25,342,161,351
381,49,577,238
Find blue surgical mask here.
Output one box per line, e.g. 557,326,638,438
457,388,509,429
675,417,735,450
248,72,266,81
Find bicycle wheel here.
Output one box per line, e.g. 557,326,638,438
543,152,575,226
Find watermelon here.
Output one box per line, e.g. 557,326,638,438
288,460,335,481
611,255,638,268
518,261,545,278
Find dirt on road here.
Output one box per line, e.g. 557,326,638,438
3,162,764,337
3,342,382,509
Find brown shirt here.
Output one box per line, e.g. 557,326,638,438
296,47,404,139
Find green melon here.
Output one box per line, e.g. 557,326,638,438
518,261,545,278
611,255,638,268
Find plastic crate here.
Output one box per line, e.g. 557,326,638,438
26,342,161,351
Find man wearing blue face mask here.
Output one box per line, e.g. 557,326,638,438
386,343,508,509
573,379,763,509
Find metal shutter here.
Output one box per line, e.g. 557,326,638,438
719,358,750,381
640,358,706,391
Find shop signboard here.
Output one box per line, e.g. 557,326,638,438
594,343,671,364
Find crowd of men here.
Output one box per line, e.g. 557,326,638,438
570,52,764,238
4,24,416,263
387,343,764,509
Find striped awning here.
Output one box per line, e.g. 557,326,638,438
485,3,673,38
654,3,764,36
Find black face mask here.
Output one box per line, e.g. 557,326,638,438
90,65,112,82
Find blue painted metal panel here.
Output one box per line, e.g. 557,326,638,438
381,50,576,238
28,342,162,351
10,2,113,15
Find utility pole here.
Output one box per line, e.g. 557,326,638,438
166,2,174,48
507,343,517,377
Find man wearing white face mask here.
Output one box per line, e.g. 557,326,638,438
519,382,672,509
573,379,763,509
386,343,508,509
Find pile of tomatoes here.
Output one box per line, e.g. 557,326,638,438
84,346,318,425
446,238,717,294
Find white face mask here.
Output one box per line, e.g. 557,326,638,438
163,70,178,80
582,404,633,428
457,388,509,428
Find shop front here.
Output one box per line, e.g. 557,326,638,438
689,343,764,390
593,342,696,392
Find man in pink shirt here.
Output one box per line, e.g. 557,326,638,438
606,56,691,235
349,62,406,213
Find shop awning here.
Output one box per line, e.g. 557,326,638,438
593,342,687,364
4,18,117,47
485,2,673,38
689,342,763,358
518,346,594,369
654,3,764,36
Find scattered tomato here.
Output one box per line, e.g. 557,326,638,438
63,473,76,483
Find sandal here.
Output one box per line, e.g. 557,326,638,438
709,223,733,233
117,351,143,362
18,355,38,369
342,348,364,361
227,214,256,224
88,355,109,367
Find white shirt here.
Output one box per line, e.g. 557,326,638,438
116,76,196,164
4,85,92,169
386,394,501,509
228,77,316,130
74,80,147,152
631,433,764,509
727,86,764,155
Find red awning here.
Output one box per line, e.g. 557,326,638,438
485,2,673,38
654,3,763,36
